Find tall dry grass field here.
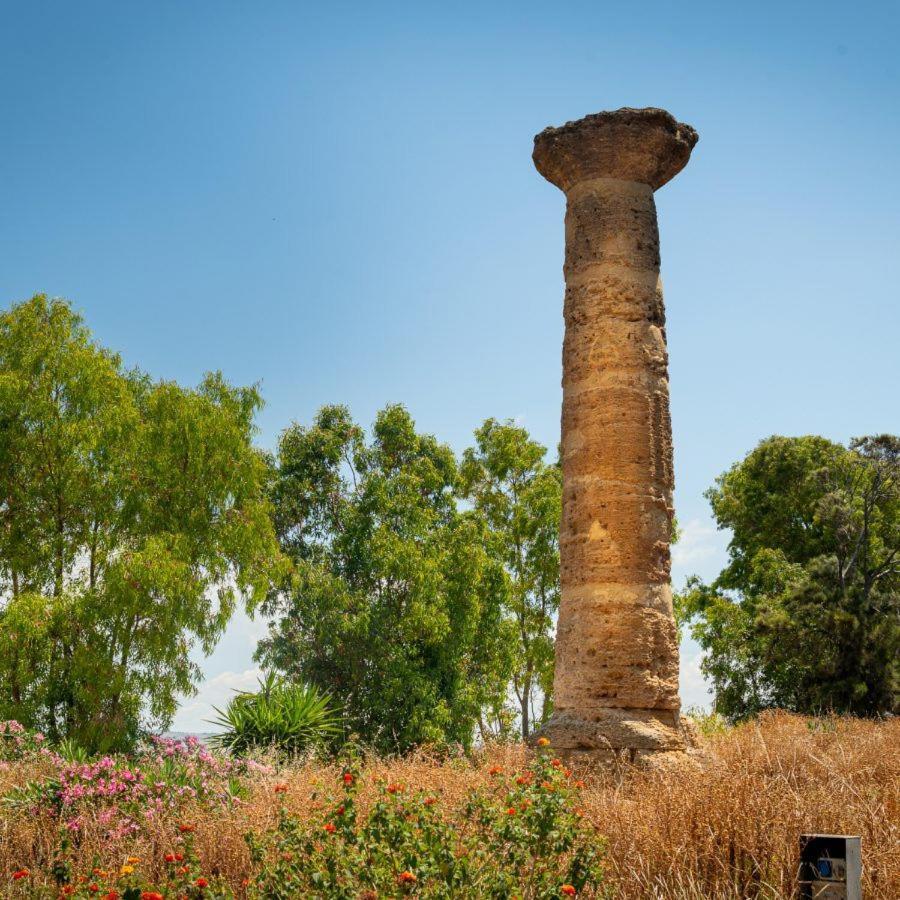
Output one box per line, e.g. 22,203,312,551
1,712,897,897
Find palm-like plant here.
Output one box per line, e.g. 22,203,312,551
208,673,342,756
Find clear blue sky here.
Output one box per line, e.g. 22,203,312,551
3,1,898,730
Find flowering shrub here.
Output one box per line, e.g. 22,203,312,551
3,826,232,898
3,729,271,840
245,745,606,898
0,719,49,762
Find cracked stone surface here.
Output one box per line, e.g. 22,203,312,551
533,108,698,760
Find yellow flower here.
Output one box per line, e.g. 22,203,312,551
120,865,134,875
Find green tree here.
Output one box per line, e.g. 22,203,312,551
459,419,561,739
257,404,515,752
678,434,899,719
0,295,283,750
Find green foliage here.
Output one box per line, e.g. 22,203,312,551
257,404,515,753
209,673,342,756
0,295,285,751
246,746,606,898
678,434,899,720
459,419,561,739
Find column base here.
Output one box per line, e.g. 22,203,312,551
529,707,697,766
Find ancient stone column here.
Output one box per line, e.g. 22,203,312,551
533,108,698,761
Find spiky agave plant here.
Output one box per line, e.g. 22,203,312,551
208,673,342,756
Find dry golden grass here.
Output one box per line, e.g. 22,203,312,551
1,711,898,898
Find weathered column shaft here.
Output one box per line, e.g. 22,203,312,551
533,108,698,758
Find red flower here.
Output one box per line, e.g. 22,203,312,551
174,853,184,862
387,783,403,794
506,807,517,815
336,804,345,815
397,871,417,884
178,823,195,833
424,796,437,806
564,769,573,778
551,758,563,769
516,776,529,785
488,765,503,776
274,783,288,793
164,853,176,863
561,886,577,896
342,772,354,785
140,894,164,900
12,869,29,880
88,886,99,894
195,877,209,888
103,893,119,900
324,823,336,834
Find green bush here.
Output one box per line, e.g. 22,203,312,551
209,673,341,756
245,741,606,898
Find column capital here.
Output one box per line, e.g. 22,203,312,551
533,107,698,193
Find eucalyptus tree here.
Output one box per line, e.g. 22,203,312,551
459,420,562,739
257,404,515,752
0,295,283,750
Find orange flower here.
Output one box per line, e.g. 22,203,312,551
424,796,437,806
536,736,550,747
103,894,119,900
387,783,403,794
561,886,577,896
397,871,417,884
126,857,141,864
89,886,100,894
342,772,354,785
551,759,563,769
324,823,337,834
574,780,585,789
140,893,163,900
564,769,572,778
178,823,195,833
274,783,288,793
540,780,554,790
12,869,29,880
195,877,209,888
488,765,503,776
515,775,529,785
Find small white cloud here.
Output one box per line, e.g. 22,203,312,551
170,667,263,734
672,517,730,584
679,640,713,712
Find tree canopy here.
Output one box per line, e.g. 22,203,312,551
257,404,516,752
678,434,899,720
0,295,283,750
459,419,561,738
